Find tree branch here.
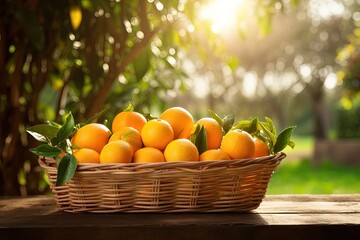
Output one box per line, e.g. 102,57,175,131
55,67,74,122
85,1,163,117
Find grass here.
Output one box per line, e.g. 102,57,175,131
268,135,360,194
282,135,314,158
267,158,360,194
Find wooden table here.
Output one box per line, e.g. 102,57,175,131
1,194,359,240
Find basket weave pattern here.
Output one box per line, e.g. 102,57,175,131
39,152,285,213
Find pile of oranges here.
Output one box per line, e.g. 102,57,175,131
71,107,270,164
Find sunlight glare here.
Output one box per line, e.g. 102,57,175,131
309,0,345,20
200,0,244,34
193,76,210,98
299,64,312,79
324,73,338,89
242,72,257,98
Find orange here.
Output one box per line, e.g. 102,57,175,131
253,137,270,158
141,119,174,151
159,107,194,139
71,123,111,153
109,127,142,153
164,139,199,162
220,130,255,159
199,149,231,161
133,147,165,163
191,117,223,149
73,148,100,163
100,140,133,163
112,111,147,133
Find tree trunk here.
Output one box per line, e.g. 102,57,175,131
311,79,328,140
313,96,327,139
1,43,26,195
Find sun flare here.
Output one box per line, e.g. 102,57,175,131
199,0,244,34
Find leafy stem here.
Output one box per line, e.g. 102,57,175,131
28,110,109,186
233,117,296,154
28,112,77,186
208,109,296,154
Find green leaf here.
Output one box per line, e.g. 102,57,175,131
47,121,62,128
248,117,259,135
123,102,134,112
231,117,258,134
57,112,75,143
26,124,60,143
255,133,269,146
190,125,207,154
190,124,199,143
84,109,107,125
30,144,61,157
133,45,151,80
209,109,223,127
222,114,235,134
231,119,251,131
258,121,277,145
56,155,77,186
15,9,44,50
265,117,276,135
51,137,59,146
274,126,297,153
143,113,158,121
288,140,296,149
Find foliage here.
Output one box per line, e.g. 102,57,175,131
191,110,296,155
334,9,360,139
268,158,360,194
230,116,296,155
337,28,360,97
336,95,360,138
28,112,79,186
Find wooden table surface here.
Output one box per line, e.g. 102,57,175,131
1,194,359,240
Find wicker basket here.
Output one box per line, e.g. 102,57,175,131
39,152,286,213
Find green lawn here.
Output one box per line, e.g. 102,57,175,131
268,135,360,194
282,135,314,158
267,158,360,194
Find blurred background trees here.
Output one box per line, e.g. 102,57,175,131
1,0,359,196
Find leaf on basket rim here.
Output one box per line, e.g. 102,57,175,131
248,117,259,135
258,121,277,146
30,144,61,157
56,154,77,186
26,124,60,143
274,126,296,153
265,117,276,135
